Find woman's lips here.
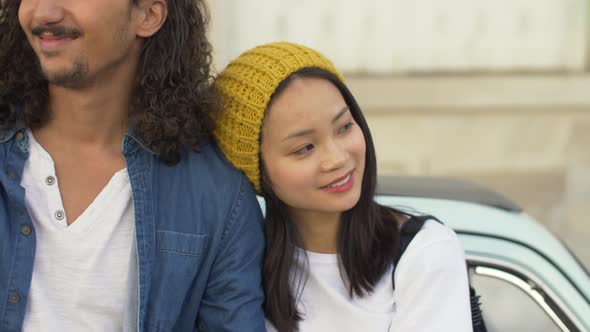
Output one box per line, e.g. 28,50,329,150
322,171,354,193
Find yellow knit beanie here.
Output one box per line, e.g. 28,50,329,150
213,42,345,193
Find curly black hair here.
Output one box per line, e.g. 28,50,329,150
0,0,219,164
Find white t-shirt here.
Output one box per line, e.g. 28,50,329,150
20,131,137,332
265,220,473,332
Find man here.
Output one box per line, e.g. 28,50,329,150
0,0,265,331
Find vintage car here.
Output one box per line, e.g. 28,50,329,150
375,176,590,332
258,176,590,332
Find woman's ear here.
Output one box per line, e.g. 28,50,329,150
135,0,168,38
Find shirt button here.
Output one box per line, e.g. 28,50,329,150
55,210,65,221
8,293,19,304
7,170,16,180
15,131,25,142
21,225,32,236
45,175,56,186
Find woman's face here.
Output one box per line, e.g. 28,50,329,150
261,77,366,220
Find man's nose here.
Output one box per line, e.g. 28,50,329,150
28,0,66,26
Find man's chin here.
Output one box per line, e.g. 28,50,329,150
42,65,88,88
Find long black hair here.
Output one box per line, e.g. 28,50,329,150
261,68,405,332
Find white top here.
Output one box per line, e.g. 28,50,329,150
21,131,137,332
265,220,473,332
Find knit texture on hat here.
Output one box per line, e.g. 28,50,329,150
213,42,345,193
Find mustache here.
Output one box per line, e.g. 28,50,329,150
31,25,82,38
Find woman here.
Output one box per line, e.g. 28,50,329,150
213,42,472,332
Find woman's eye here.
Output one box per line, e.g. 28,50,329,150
339,121,354,134
293,144,314,156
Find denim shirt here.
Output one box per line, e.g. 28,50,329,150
0,125,266,332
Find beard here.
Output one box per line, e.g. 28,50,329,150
39,59,90,88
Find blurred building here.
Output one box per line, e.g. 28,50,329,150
206,0,590,266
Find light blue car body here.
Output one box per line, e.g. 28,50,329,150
377,195,590,332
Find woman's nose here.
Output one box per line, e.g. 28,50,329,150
320,140,347,172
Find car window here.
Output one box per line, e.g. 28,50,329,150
470,269,564,332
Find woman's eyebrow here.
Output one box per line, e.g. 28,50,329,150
283,106,350,141
332,106,350,124
284,128,314,141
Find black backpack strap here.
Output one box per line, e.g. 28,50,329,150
392,215,439,289
471,286,487,331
